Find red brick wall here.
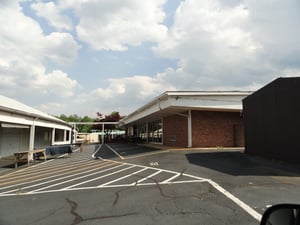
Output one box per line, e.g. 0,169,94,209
163,114,188,147
191,111,244,147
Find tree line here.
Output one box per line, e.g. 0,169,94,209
56,112,123,133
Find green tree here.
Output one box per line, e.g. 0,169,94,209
57,114,95,133
94,112,124,141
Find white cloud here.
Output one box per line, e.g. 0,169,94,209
71,75,176,116
52,0,300,116
246,0,300,66
1,0,300,118
281,69,300,78
32,70,78,97
153,0,300,91
94,75,175,100
0,1,80,101
31,1,73,31
62,0,168,51
44,32,80,65
154,0,261,88
36,102,67,116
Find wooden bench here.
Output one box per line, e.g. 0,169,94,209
13,149,47,168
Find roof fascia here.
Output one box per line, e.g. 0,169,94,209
0,106,71,127
120,91,248,125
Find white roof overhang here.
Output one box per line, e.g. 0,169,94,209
0,95,71,128
119,91,250,126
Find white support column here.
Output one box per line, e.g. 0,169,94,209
73,124,76,144
187,110,192,148
28,119,36,161
64,130,67,142
52,128,55,145
29,122,35,150
102,123,104,144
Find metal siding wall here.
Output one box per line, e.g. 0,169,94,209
244,78,300,163
0,127,30,157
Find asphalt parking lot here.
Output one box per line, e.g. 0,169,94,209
0,143,300,225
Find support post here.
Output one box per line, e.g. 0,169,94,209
52,128,55,145
29,124,35,151
28,119,36,161
146,122,149,143
188,110,192,148
102,123,105,144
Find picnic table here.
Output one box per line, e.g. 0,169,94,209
13,149,46,168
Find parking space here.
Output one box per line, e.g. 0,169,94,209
1,143,299,224
0,145,207,197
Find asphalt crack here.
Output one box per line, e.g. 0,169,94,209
113,180,138,206
66,198,83,225
66,197,137,225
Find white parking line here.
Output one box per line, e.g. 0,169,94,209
29,164,127,193
0,161,112,191
161,173,181,184
0,156,263,222
62,165,135,190
0,162,116,194
0,160,101,183
130,170,162,185
182,172,262,221
104,159,262,222
98,167,148,187
208,180,262,222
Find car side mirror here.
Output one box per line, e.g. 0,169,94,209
260,204,300,225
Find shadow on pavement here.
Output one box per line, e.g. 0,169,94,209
110,143,161,156
0,159,17,169
186,151,300,177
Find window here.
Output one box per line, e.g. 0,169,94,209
54,129,64,142
66,130,70,141
138,123,147,141
148,120,162,143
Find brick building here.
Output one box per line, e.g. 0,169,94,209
120,91,250,148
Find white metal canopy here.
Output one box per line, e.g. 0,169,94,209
68,122,119,144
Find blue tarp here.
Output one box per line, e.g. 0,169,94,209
46,145,72,155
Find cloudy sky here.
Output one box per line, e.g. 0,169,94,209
1,0,299,117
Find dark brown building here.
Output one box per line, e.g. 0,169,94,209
243,77,300,163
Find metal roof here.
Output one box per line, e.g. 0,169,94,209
0,94,68,125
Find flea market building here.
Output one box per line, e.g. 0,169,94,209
120,91,250,148
0,94,72,158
